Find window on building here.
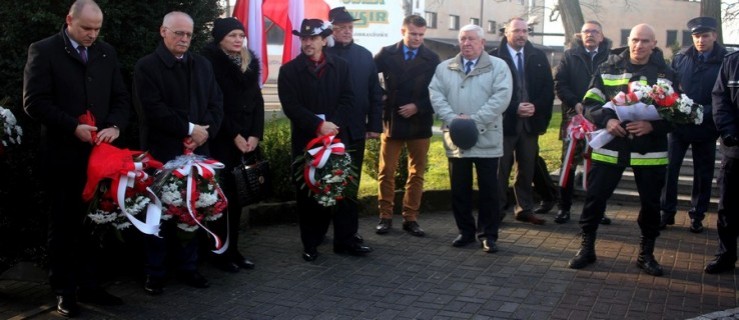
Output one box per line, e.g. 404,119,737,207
666,30,678,47
487,20,497,33
470,18,480,26
620,29,630,46
425,11,437,29
682,30,693,47
449,15,460,30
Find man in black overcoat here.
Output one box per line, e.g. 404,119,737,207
23,0,128,316
133,11,223,295
278,18,372,261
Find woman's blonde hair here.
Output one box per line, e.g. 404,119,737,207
239,46,252,73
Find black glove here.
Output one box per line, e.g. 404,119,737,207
723,135,739,147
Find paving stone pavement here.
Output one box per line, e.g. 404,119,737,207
1,202,737,319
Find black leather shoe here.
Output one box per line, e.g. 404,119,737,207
376,218,392,234
56,295,79,317
178,271,210,289
515,211,546,225
452,234,476,247
144,275,165,295
234,257,255,269
600,215,612,225
481,239,498,253
658,211,675,230
402,221,425,237
689,219,704,233
302,251,319,261
214,259,240,273
554,210,571,224
78,287,123,306
704,255,736,274
353,233,364,243
533,200,556,214
334,243,373,255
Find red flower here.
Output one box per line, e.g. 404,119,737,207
655,92,678,108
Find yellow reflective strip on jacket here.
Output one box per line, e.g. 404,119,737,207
584,90,605,103
592,148,668,166
591,151,617,164
631,158,668,166
630,151,668,166
602,77,630,86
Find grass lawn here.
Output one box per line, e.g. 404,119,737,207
357,112,564,197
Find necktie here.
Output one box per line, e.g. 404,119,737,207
465,61,474,75
406,50,415,61
78,45,87,63
698,54,705,63
516,52,524,81
589,51,596,61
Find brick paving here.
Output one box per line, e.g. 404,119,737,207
1,201,737,319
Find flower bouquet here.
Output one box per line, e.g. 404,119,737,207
560,114,595,190
294,135,357,207
82,143,164,236
80,108,163,236
0,102,22,155
589,80,703,149
153,148,228,252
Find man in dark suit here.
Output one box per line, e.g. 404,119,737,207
278,18,373,262
23,0,128,316
490,17,554,225
553,20,614,225
373,15,440,236
134,11,223,295
325,6,383,243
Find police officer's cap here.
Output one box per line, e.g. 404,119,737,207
687,17,718,34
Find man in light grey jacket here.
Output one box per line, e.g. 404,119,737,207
429,24,513,253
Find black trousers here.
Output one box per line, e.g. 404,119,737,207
533,154,558,203
579,162,665,238
661,134,717,220
449,157,500,241
46,149,99,295
293,143,360,251
716,157,739,259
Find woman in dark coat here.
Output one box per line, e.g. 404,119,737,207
201,17,265,272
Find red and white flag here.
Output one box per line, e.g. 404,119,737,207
263,0,329,64
233,0,268,86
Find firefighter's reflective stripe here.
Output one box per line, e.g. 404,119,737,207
591,148,668,166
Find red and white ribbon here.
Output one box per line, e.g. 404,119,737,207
113,164,162,236
560,115,595,190
302,135,346,193
168,151,229,253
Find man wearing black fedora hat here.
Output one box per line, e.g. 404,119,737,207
659,16,726,234
325,7,383,240
278,18,373,262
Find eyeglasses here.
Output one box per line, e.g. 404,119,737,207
581,29,601,35
165,27,194,39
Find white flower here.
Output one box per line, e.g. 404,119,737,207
0,106,22,146
88,210,118,224
177,223,199,232
695,111,704,125
205,212,222,221
114,222,132,230
195,191,218,208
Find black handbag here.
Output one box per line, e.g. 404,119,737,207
232,149,272,206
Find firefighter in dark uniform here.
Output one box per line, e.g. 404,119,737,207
567,24,677,277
